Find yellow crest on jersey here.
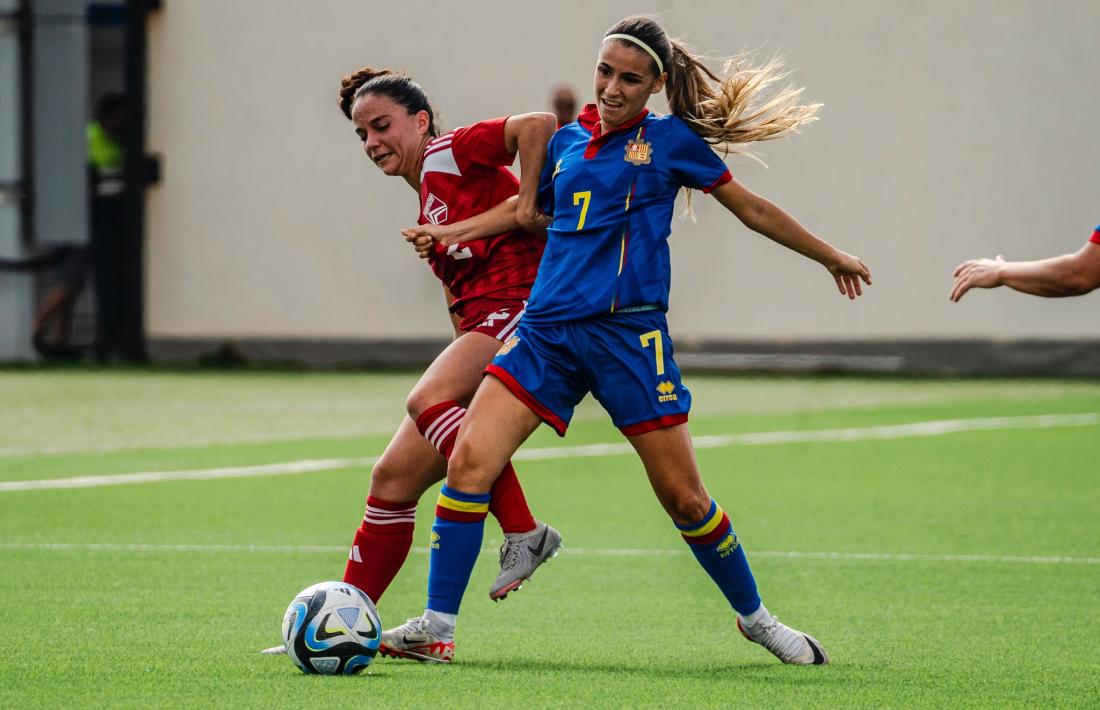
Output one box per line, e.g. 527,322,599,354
624,139,652,166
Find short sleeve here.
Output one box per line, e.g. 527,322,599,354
450,117,515,171
665,116,732,193
1090,224,1100,245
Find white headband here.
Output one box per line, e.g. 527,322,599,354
603,33,664,75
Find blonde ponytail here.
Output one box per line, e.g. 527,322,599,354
667,41,821,162
604,17,820,163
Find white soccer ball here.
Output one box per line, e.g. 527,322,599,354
281,581,382,675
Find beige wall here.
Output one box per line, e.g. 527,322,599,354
146,0,1100,341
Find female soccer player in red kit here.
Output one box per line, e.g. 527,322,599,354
385,17,871,665
340,68,563,600
265,70,561,659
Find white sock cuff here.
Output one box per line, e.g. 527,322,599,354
424,608,457,640
741,603,771,626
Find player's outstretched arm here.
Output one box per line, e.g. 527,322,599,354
503,112,556,232
710,177,871,299
950,243,1100,301
402,196,520,258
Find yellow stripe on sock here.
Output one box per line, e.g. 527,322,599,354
437,494,490,514
681,504,725,537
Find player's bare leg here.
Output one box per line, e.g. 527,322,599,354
367,414,448,501
447,374,543,493
382,376,543,662
628,424,829,665
448,375,560,599
406,332,559,599
626,424,711,525
344,333,508,632
405,331,505,420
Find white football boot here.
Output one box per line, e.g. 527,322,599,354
736,607,830,665
379,615,454,663
489,522,563,600
260,643,287,655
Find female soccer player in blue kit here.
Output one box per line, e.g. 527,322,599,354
382,16,872,665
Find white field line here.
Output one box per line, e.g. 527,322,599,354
1,413,1096,493
0,457,383,493
0,542,1096,566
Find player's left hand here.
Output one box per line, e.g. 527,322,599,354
401,227,438,259
827,251,872,300
949,255,1004,302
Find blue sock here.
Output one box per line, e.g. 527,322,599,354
677,499,762,616
425,484,490,615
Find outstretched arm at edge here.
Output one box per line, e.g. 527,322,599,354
950,242,1100,301
710,177,871,300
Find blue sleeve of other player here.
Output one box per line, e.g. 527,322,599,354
665,116,732,192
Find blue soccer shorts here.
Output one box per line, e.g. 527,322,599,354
484,310,691,437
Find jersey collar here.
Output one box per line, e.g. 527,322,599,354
578,103,650,159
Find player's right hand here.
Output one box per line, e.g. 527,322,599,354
401,227,436,259
949,255,1005,302
827,251,872,300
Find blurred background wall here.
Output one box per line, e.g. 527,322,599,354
2,0,1098,369
144,0,1099,344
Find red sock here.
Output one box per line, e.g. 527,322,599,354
488,462,537,534
417,401,537,535
342,495,417,603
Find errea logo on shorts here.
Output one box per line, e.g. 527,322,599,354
424,193,449,224
656,380,678,402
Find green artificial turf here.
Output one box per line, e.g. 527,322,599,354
1,370,1097,708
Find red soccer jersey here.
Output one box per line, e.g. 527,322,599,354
418,117,545,324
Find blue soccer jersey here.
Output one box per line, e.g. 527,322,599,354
523,104,732,324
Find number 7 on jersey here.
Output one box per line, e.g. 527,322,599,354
573,191,591,230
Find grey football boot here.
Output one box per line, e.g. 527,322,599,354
489,521,562,600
